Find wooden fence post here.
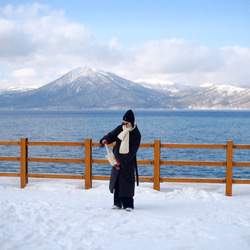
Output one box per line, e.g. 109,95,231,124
153,140,161,191
85,139,92,189
226,141,233,196
20,138,28,188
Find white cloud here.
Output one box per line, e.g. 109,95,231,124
120,40,250,86
130,39,223,74
0,4,250,89
9,68,37,87
12,68,36,78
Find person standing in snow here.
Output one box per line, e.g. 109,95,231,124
99,110,141,211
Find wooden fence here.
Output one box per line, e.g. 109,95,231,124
1,138,250,196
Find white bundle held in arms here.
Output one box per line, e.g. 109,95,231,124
105,144,117,166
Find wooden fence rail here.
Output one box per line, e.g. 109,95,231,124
0,138,250,196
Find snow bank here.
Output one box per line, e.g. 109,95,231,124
1,178,250,250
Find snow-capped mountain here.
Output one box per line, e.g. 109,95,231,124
1,66,250,110
135,79,203,96
0,86,36,95
0,66,172,110
136,79,250,109
178,84,250,109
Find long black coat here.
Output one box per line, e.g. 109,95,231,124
101,124,141,197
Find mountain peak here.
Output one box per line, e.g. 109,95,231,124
58,66,112,85
208,84,245,94
65,66,95,82
135,79,175,86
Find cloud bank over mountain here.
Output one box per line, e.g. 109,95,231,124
0,3,250,89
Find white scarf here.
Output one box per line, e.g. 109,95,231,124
118,124,136,154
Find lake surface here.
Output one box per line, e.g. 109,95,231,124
1,110,250,179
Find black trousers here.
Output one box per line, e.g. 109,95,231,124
114,176,134,209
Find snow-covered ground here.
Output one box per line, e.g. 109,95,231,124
1,178,250,250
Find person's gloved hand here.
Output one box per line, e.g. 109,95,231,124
113,164,120,170
113,158,120,170
99,139,107,148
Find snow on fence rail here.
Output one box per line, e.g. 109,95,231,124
0,138,250,196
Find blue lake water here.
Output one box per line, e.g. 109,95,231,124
0,110,250,179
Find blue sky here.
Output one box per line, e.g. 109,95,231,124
73,0,249,48
0,0,249,88
4,0,249,47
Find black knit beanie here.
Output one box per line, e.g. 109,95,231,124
123,109,135,126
